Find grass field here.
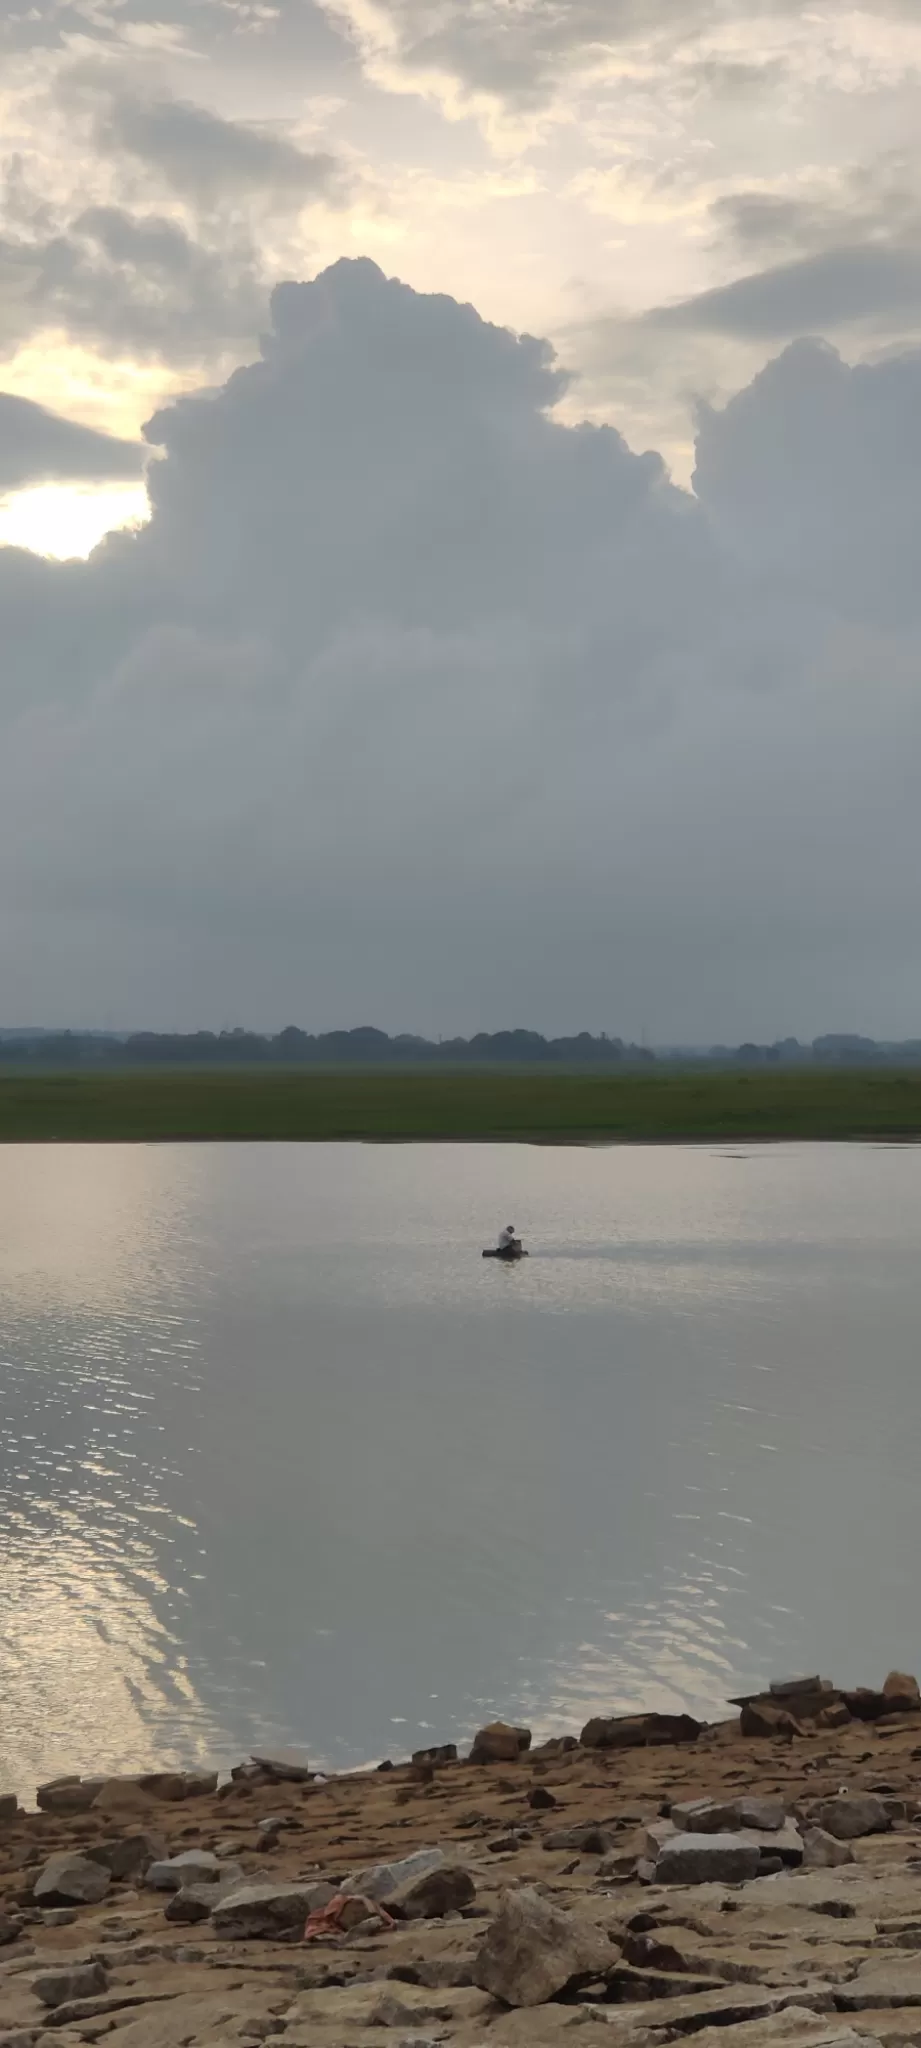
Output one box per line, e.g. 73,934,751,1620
1,1065,921,1143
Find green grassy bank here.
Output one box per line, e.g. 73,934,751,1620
1,1066,921,1143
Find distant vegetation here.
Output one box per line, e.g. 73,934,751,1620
3,1067,921,1143
1,1026,919,1069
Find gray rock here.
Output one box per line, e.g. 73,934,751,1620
738,1798,786,1831
581,1712,701,1750
670,1795,788,1835
469,1723,531,1764
0,1795,19,1822
33,1854,111,1907
145,1851,225,1891
740,1699,804,1738
839,1959,921,2008
86,1834,167,1880
32,1964,107,2008
386,1864,475,1919
597,1850,640,1880
810,1796,891,1840
472,1885,613,2007
250,1750,312,1782
672,1800,743,1834
181,1771,218,1797
655,1832,762,1886
802,1827,857,1869
40,1910,77,1927
770,1675,825,1698
344,1847,445,1904
132,1772,187,1802
36,1780,105,1817
639,1819,678,1860
164,1884,225,1924
749,1820,804,1867
211,1879,335,1939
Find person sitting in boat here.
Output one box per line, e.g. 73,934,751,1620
497,1223,521,1251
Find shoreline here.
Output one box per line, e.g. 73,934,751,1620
5,1067,921,1144
5,1671,921,2048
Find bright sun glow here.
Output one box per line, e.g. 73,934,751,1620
0,481,150,560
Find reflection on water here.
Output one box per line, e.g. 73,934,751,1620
2,1140,921,1790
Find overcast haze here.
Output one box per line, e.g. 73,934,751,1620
2,2,921,1038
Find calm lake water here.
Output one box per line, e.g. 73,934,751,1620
1,1140,920,1792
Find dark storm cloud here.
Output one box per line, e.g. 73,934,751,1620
0,72,350,366
0,391,144,489
710,160,921,264
647,244,921,341
2,258,921,1037
94,90,347,208
0,206,268,361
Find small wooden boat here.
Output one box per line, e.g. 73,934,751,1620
482,1244,528,1261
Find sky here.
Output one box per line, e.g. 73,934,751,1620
3,0,921,1038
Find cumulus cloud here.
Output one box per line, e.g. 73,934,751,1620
3,258,921,1037
0,391,144,488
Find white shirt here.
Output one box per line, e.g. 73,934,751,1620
498,1226,517,1248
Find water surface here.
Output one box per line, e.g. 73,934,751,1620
1,1140,918,1790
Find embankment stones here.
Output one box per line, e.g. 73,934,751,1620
472,1886,612,2007
145,1851,229,1891
802,1828,857,1870
655,1832,764,1885
469,1723,531,1764
86,1833,166,1879
387,1865,475,1919
32,1964,107,2008
36,1779,105,1816
581,1711,702,1750
211,1879,335,1938
164,1884,228,1924
809,1796,891,1840
343,1848,446,1903
33,1854,111,1906
249,1751,312,1783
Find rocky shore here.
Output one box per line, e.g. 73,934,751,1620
4,1672,921,2048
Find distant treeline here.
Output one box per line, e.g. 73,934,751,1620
2,1027,921,1068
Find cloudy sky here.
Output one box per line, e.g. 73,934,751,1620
3,1,921,1037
